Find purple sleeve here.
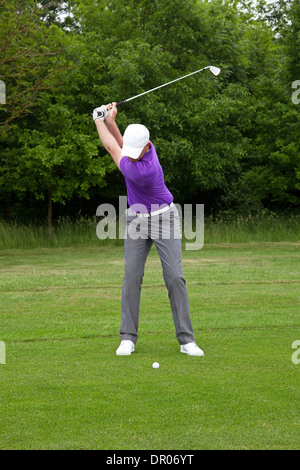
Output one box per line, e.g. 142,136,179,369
120,157,147,185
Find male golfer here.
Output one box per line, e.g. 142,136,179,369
93,102,204,356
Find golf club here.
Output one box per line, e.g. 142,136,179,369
116,65,221,107
94,65,220,119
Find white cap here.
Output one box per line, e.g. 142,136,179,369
121,124,150,160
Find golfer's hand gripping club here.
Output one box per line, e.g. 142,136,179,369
93,105,108,121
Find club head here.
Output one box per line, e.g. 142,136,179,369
209,66,221,76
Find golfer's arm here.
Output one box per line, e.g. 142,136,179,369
95,120,123,169
105,120,123,148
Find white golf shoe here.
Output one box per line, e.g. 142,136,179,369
116,340,135,356
180,342,204,356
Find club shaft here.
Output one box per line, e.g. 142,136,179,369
116,66,212,107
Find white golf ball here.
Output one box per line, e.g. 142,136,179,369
152,362,159,369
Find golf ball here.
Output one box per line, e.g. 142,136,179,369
152,362,159,369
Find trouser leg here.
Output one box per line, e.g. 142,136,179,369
151,207,195,345
120,233,153,344
154,236,195,345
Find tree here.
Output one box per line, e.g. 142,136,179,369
1,0,299,225
0,0,112,232
0,0,70,126
232,0,300,212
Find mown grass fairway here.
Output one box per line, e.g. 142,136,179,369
0,243,299,450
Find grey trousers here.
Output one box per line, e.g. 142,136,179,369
120,205,195,345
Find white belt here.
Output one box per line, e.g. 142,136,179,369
133,202,174,218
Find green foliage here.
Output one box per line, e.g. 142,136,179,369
0,0,299,223
0,0,68,125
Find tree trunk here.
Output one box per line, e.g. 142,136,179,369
78,197,83,215
3,191,12,220
47,187,52,240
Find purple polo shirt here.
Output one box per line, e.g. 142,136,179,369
119,141,173,214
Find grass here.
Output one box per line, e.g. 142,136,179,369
0,241,299,450
0,211,300,249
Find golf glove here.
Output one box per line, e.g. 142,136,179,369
93,105,108,121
